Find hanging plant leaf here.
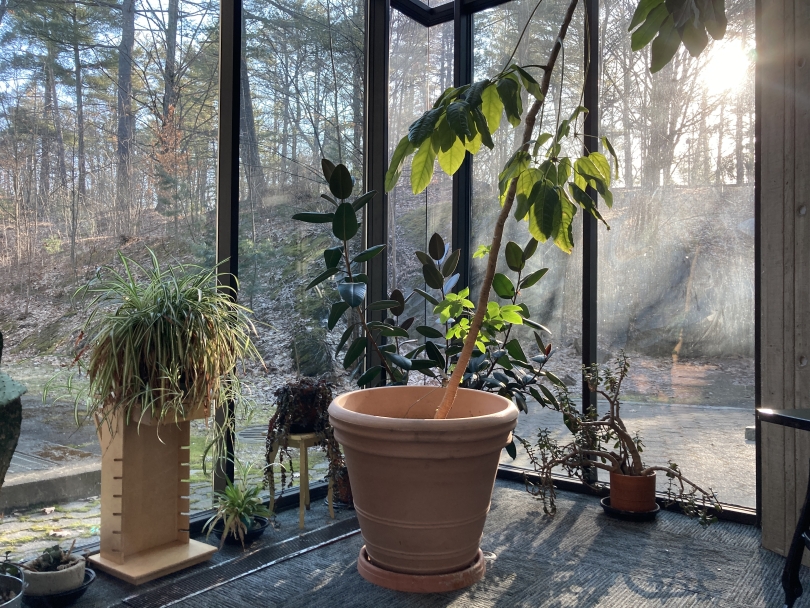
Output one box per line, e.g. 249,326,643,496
504,241,524,272
422,263,445,290
328,302,350,330
292,212,335,224
428,233,445,260
411,139,437,194
438,136,467,175
446,100,472,140
416,325,444,339
338,281,367,307
408,107,443,147
321,158,336,182
306,267,340,290
385,135,416,192
332,202,359,240
650,17,680,73
481,83,503,133
390,289,406,316
504,338,528,363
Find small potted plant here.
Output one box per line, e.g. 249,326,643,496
0,331,26,493
204,461,274,549
516,352,722,525
0,553,24,608
21,543,85,597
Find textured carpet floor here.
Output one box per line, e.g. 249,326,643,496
158,480,804,608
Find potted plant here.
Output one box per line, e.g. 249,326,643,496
0,331,26,493
0,553,24,608
264,379,352,507
205,461,274,549
21,543,85,597
293,0,727,590
516,352,722,524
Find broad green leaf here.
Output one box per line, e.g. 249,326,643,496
464,130,483,155
352,191,376,212
555,119,571,143
442,249,461,277
413,289,439,306
601,137,620,179
438,136,467,175
516,168,541,221
386,352,412,370
631,3,669,52
292,212,334,223
411,140,437,194
408,107,443,147
504,338,528,363
629,0,665,30
538,160,558,186
424,340,445,367
651,17,680,73
415,250,434,265
702,0,727,39
306,267,339,290
496,76,522,127
324,246,343,269
343,337,367,368
523,237,538,261
472,108,494,150
557,157,572,185
332,202,359,240
409,358,440,371
328,302,350,330
505,241,524,272
520,267,548,289
338,281,367,307
376,325,410,338
505,439,517,459
499,151,531,199
533,132,553,157
335,323,358,356
429,233,445,260
353,244,386,263
436,116,456,152
357,365,382,387
500,308,524,324
527,181,559,241
481,83,503,133
368,299,401,311
446,100,472,140
553,197,577,254
329,164,354,199
588,152,612,186
390,289,406,316
679,18,709,57
385,135,415,192
422,263,445,290
463,79,489,108
321,158,336,182
492,273,516,299
514,65,543,100
415,325,444,338
569,182,605,223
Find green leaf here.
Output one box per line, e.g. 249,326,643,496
324,246,343,269
306,267,340,290
569,182,605,224
352,191,376,212
553,196,577,254
424,340,445,367
321,158,336,182
472,108,494,150
463,79,489,108
416,325,444,339
446,100,473,140
411,139,437,194
523,238,538,261
505,338,528,363
701,0,727,39
321,193,338,206
481,83,503,133
357,365,382,387
369,299,401,311
343,337,367,368
442,249,461,277
500,308,523,324
338,281,367,307
513,65,543,100
332,203,359,240
390,289,406,316
532,132,553,157
539,384,559,408
505,241,524,272
415,251,434,266
438,136,467,175
429,233,445,260
505,439,517,459
328,302,350,330
601,137,620,179
413,289,439,306
492,273,516,299
496,76,522,127
292,212,335,224
329,164,354,199
545,371,566,388
588,152,612,187
408,107,443,147
527,181,560,242
679,19,709,57
375,325,410,338
651,17,680,73
353,244,386,263
515,168,541,221
422,263,445,290
385,135,416,192
408,358,439,371
386,352,412,370
631,3,669,51
520,267,549,289
629,0,665,29
336,323,358,356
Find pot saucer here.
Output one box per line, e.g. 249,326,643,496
600,497,660,522
357,546,485,593
22,569,95,608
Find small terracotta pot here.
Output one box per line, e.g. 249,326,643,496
329,386,518,581
22,557,85,596
609,471,657,512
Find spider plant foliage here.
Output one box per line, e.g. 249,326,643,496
385,64,617,255
516,352,722,526
58,249,261,430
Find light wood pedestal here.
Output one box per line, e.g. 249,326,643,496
89,412,216,585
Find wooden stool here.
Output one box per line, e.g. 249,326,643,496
267,433,333,529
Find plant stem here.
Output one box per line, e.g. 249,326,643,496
434,0,580,419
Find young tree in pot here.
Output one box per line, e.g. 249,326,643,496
516,352,722,524
0,332,26,492
205,461,273,549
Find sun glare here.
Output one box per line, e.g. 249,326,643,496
700,41,752,94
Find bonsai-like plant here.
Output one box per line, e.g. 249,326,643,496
51,249,261,431
264,378,349,504
204,461,273,549
516,352,722,525
0,330,26,491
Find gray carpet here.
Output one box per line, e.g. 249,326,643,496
157,480,805,608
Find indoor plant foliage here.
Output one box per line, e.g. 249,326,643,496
204,460,273,549
516,352,722,525
264,378,350,505
55,249,261,430
0,331,26,491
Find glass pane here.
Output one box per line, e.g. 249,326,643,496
0,0,220,556
597,0,755,506
388,10,454,342
235,0,366,492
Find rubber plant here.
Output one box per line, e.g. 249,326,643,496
0,330,26,491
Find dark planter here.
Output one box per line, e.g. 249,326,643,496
609,471,657,513
21,569,96,608
0,572,23,608
211,516,270,546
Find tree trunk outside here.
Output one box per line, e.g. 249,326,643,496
116,0,136,235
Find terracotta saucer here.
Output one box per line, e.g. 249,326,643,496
356,546,486,593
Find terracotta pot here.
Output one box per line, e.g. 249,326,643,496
22,557,85,596
328,386,518,577
609,470,657,512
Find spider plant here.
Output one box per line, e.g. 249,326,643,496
48,248,261,431
204,460,273,548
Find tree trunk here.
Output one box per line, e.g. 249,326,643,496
116,0,136,235
163,0,178,118
47,46,68,190
72,13,85,269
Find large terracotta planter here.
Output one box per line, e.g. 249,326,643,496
609,470,657,512
328,386,518,589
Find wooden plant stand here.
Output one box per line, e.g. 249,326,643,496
89,411,216,585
